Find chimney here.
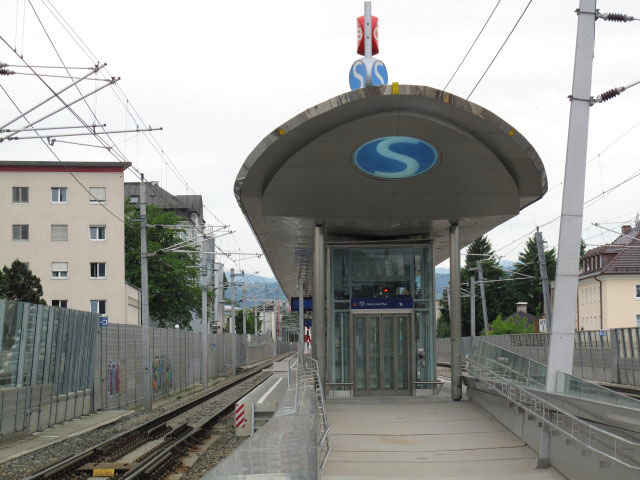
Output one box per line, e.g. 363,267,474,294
622,225,632,235
516,302,528,313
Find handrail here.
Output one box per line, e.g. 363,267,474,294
296,353,331,470
467,356,640,470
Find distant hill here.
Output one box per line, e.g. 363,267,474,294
230,259,517,303
435,260,516,299
223,272,287,306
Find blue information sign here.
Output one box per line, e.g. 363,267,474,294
351,297,413,309
599,330,606,337
100,317,108,327
291,297,313,312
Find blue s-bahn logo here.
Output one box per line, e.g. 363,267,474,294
352,136,439,179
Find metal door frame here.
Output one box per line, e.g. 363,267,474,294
351,311,414,396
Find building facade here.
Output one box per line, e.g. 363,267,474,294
578,222,640,330
0,161,138,324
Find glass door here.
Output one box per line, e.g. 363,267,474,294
353,313,412,396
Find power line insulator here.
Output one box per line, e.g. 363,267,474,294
0,68,15,76
599,12,637,22
595,88,623,103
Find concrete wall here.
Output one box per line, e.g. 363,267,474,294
0,166,128,323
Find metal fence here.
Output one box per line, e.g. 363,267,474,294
95,324,296,411
0,298,297,438
0,299,98,437
436,329,640,387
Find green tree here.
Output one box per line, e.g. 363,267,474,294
438,236,516,337
235,308,262,334
512,236,556,316
125,201,200,329
0,259,45,304
488,313,534,335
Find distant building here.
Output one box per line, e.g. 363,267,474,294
578,220,640,330
124,181,203,228
0,161,139,324
125,181,207,328
505,302,537,329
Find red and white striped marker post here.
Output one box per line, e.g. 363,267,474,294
235,402,247,433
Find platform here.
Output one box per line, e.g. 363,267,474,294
322,395,565,479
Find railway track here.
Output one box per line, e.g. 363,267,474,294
25,354,292,480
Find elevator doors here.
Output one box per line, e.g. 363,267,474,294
353,313,411,396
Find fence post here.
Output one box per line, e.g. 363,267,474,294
610,329,620,384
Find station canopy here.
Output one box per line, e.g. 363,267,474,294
234,85,547,298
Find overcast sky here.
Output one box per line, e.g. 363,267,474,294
1,0,639,277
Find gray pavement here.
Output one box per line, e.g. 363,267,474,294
322,395,566,479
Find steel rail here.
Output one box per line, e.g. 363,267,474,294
24,353,293,480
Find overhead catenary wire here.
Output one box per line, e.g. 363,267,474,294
443,0,502,92
466,0,534,100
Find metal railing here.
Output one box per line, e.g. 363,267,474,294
469,337,640,409
467,356,640,470
296,353,331,470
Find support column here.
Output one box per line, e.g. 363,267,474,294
312,225,327,384
449,223,462,401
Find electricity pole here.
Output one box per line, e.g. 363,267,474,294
535,228,553,330
230,268,236,374
139,175,152,411
476,261,489,335
254,303,258,335
470,276,476,337
540,2,596,468
242,282,247,334
200,226,208,387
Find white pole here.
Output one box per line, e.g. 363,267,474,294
546,0,596,393
535,228,553,329
449,224,462,401
364,2,373,58
139,175,152,411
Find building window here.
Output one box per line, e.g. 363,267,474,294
89,187,106,204
12,224,29,240
52,300,68,308
90,300,106,315
90,225,106,240
51,262,68,279
636,285,640,299
51,224,68,241
637,314,640,327
90,262,106,279
12,187,28,203
51,187,67,203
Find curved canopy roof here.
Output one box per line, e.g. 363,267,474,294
235,84,547,298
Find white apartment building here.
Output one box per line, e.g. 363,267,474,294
578,221,640,330
0,160,139,324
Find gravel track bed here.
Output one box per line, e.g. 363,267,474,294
0,362,278,480
178,413,246,480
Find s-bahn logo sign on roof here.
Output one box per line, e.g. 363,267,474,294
352,136,439,179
